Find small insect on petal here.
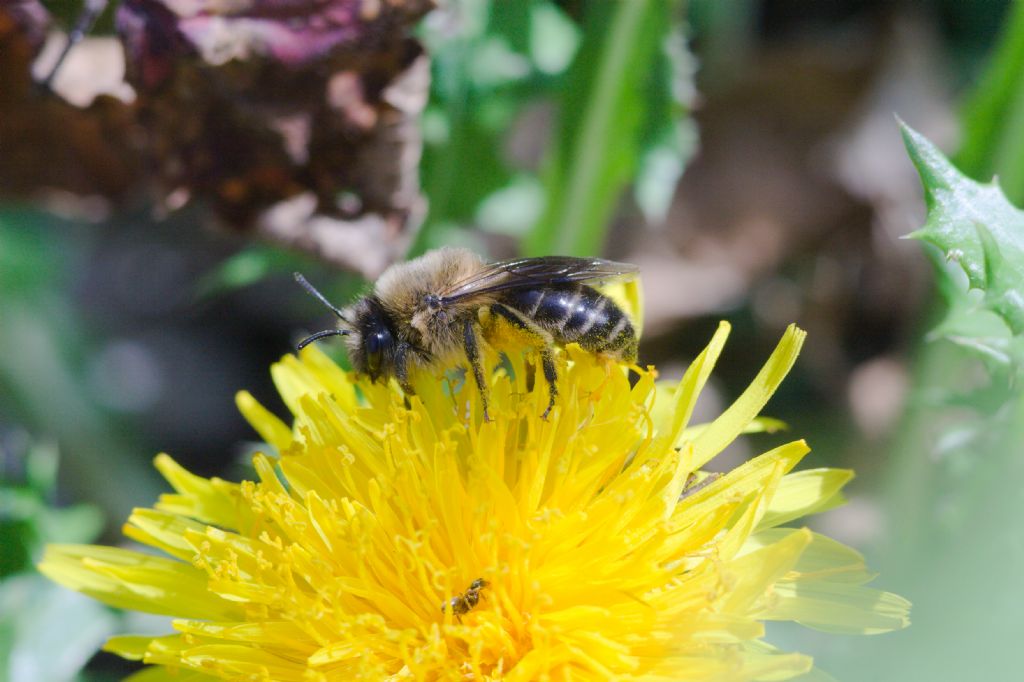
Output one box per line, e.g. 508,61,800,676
442,578,490,623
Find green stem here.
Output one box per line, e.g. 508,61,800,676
548,0,649,256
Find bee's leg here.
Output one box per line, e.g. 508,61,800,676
462,318,491,421
538,346,558,419
394,342,416,399
488,304,558,419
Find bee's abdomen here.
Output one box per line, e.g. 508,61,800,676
503,285,637,361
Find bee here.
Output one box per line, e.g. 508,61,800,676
441,578,489,622
294,247,639,419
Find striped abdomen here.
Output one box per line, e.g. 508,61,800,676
502,285,637,361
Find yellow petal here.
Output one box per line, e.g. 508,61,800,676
123,508,207,561
271,345,359,420
653,321,731,451
736,640,819,681
675,440,810,526
105,634,180,661
153,454,246,530
235,390,292,453
105,635,153,661
785,668,842,682
744,528,874,585
765,581,911,634
178,644,306,681
172,620,313,650
720,525,812,614
728,648,813,682
759,468,854,530
124,665,217,681
677,415,788,444
297,342,359,410
39,545,245,620
690,324,806,469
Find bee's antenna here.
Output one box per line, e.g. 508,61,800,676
296,328,349,352
294,273,352,351
294,272,349,321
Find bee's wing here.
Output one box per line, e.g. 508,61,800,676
439,256,639,305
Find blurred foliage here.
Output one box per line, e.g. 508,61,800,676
0,210,133,678
198,247,307,297
955,0,1024,202
846,129,1024,680
415,0,694,257
0,440,103,577
0,438,116,681
526,0,693,256
0,210,160,523
413,0,574,252
197,246,331,301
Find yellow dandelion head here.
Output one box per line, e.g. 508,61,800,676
41,321,909,681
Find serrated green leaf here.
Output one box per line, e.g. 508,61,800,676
901,122,1024,335
976,222,1024,332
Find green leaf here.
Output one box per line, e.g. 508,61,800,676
0,574,117,682
0,210,61,294
414,0,693,256
25,441,59,495
0,519,33,579
525,0,691,256
0,440,105,577
924,245,1024,378
901,122,1024,335
956,1,1024,204
634,22,698,225
413,0,562,256
194,246,316,298
529,2,580,75
475,174,544,237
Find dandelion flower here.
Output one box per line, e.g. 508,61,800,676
41,319,909,681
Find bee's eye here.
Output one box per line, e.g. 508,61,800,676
365,326,393,375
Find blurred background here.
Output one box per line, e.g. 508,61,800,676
1,0,1021,680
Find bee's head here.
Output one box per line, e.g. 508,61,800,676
347,297,397,382
294,273,397,382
